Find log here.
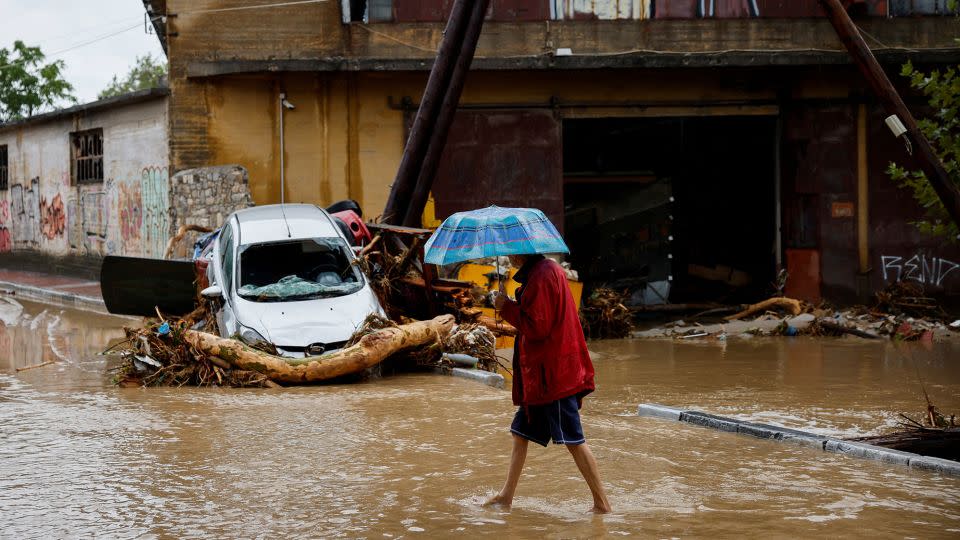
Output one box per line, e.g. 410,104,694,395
164,224,213,259
724,297,802,321
182,315,455,384
816,320,881,340
478,315,517,337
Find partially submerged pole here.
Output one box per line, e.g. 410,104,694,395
818,0,960,229
382,0,473,224
402,0,491,227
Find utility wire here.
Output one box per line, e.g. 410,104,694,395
175,0,328,14
0,17,162,72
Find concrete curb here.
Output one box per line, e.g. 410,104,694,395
0,280,108,315
434,366,506,389
637,403,960,477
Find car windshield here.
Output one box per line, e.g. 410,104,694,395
236,237,364,302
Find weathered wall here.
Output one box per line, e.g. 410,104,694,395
168,164,253,258
189,66,849,216
0,97,170,261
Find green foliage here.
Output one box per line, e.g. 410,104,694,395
0,41,75,123
887,61,960,240
98,54,167,100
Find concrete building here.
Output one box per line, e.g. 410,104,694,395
0,89,171,274
144,0,960,303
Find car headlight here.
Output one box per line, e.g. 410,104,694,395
238,325,269,346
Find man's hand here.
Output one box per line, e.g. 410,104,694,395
493,291,508,310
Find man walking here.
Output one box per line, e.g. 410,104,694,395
485,254,611,513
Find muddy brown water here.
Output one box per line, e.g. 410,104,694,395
1,297,959,538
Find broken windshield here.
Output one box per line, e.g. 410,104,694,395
236,237,364,302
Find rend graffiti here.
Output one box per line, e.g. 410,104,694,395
11,178,39,248
881,254,960,287
39,194,66,240
141,166,170,258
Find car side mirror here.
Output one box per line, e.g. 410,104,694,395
200,285,223,298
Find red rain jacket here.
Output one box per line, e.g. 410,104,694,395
500,257,595,406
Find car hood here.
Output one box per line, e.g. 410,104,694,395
234,287,383,348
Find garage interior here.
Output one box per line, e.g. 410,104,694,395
562,115,779,305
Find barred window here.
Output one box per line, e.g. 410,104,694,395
71,129,104,184
0,145,7,190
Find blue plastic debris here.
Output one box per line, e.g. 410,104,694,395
785,325,798,337
157,321,171,336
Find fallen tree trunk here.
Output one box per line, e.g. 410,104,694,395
725,297,802,321
164,224,213,259
182,315,455,384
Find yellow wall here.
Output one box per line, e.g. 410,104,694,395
199,68,859,219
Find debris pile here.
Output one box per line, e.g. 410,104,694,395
112,313,459,387
581,288,634,339
632,286,959,341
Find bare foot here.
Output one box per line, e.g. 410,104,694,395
589,502,612,514
483,494,512,509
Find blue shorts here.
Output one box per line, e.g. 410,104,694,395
510,395,585,447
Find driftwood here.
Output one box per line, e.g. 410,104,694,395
816,319,881,339
15,360,55,372
164,224,214,259
725,297,802,321
851,428,960,461
478,315,517,337
182,315,455,384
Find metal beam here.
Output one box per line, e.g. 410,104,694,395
403,0,491,227
819,0,960,230
381,0,473,224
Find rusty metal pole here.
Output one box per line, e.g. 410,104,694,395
818,0,960,229
382,0,473,224
402,0,490,227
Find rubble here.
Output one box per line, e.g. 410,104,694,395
631,285,959,342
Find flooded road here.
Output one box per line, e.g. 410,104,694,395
2,297,959,538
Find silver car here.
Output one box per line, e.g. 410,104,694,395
202,204,384,358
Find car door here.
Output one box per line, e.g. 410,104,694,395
214,219,239,337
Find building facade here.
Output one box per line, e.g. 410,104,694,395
145,0,960,303
0,89,171,274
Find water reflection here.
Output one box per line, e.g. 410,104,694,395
1,298,958,538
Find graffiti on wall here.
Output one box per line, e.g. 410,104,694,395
118,182,143,248
881,254,960,287
68,189,109,255
141,167,170,258
11,178,39,248
39,194,66,240
0,200,10,253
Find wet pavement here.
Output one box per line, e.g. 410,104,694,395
1,297,960,538
0,268,102,302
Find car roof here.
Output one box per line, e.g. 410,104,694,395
231,204,341,246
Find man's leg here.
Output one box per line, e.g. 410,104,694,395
566,443,611,513
485,434,529,508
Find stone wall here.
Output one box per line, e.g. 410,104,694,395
168,164,253,258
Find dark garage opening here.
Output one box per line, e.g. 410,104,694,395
563,115,778,305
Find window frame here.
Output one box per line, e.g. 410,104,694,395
0,144,8,191
70,128,105,185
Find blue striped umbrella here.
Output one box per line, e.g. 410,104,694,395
423,206,569,266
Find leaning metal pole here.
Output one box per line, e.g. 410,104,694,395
818,0,960,230
403,0,490,227
382,0,473,224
